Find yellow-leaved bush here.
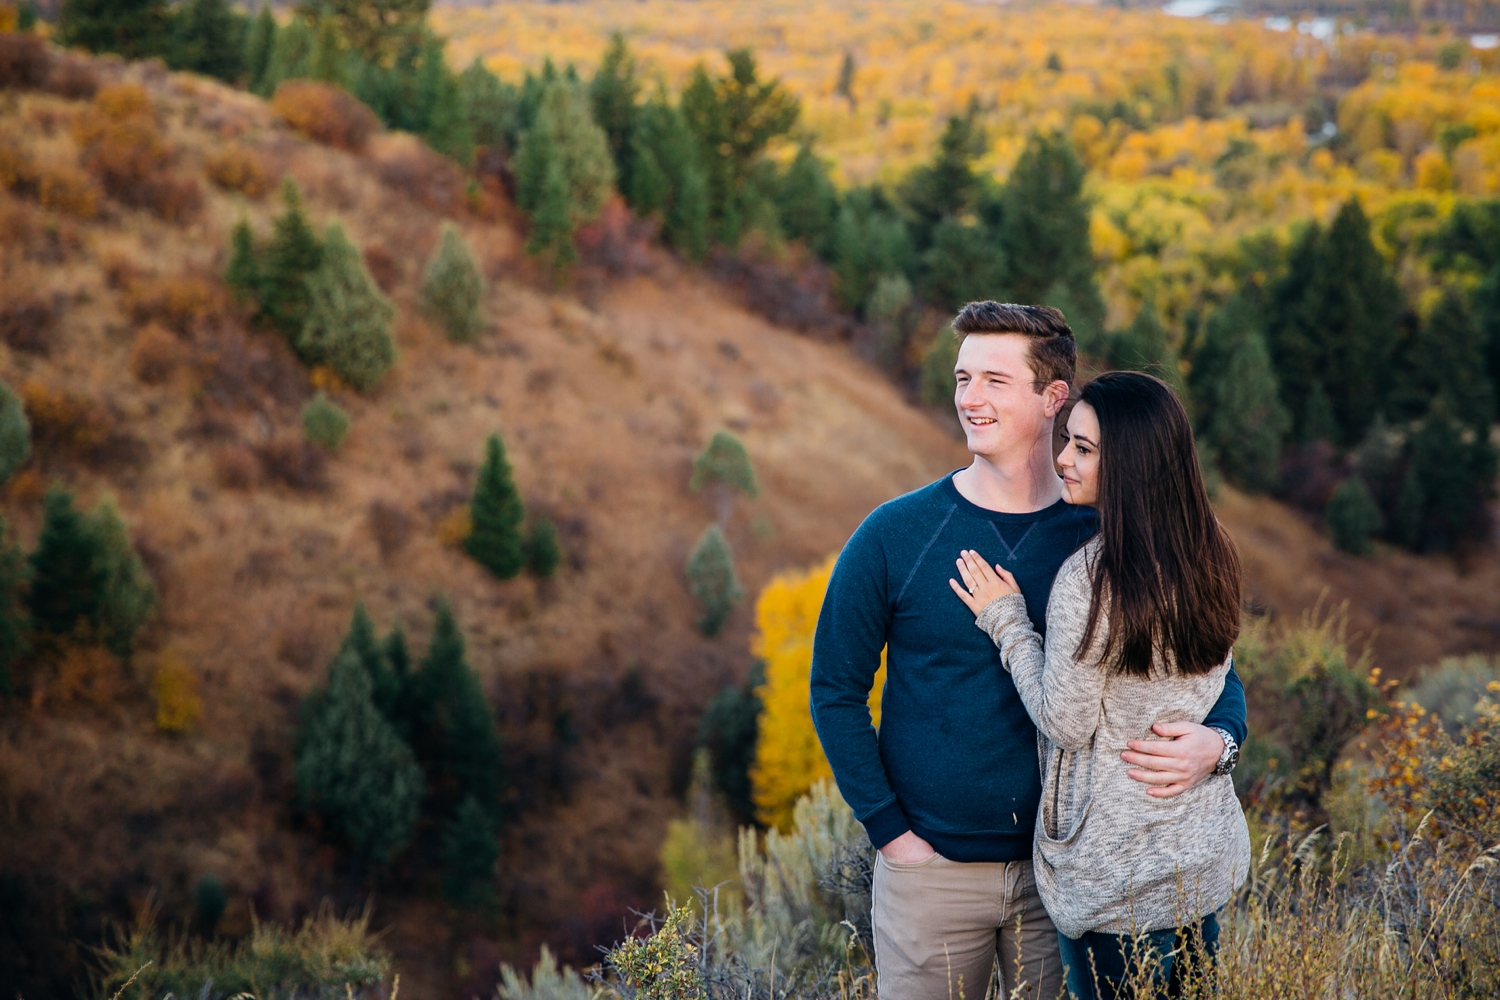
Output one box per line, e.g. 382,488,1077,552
153,650,202,734
749,554,883,830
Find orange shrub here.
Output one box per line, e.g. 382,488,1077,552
271,81,379,152
37,643,122,710
44,53,97,99
153,650,202,733
204,143,273,198
20,379,112,457
130,323,185,384
36,162,98,218
120,272,222,334
373,134,463,213
436,504,473,547
74,84,201,222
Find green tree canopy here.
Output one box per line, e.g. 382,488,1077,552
515,77,615,227
466,433,526,580
1327,477,1383,556
259,180,323,340
0,379,31,486
442,794,499,910
58,0,168,59
296,647,425,867
296,0,429,63
245,4,278,94
296,223,397,391
27,488,105,639
85,499,155,657
1191,296,1289,493
423,223,485,342
0,518,29,695
590,33,641,186
685,525,742,637
167,0,247,83
1390,288,1495,428
690,431,758,498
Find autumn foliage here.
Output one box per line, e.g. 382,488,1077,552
271,80,380,153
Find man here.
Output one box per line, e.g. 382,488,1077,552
810,302,1245,1000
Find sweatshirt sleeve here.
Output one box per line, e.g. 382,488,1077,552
975,556,1106,752
809,522,908,849
1201,658,1247,745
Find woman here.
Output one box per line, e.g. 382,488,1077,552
948,371,1250,1000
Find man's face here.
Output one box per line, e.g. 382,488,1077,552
953,333,1061,461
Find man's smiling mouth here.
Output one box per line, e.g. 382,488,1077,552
966,416,997,426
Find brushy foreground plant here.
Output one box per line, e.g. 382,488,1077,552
93,900,390,1000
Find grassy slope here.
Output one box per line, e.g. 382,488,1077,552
1,51,1497,996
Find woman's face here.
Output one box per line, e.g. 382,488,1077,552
1057,400,1101,506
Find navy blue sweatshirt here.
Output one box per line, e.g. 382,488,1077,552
809,473,1248,863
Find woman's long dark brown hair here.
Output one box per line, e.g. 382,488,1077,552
1075,372,1241,676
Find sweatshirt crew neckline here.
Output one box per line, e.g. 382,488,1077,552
939,471,1076,524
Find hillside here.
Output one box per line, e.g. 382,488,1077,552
1,43,1499,1000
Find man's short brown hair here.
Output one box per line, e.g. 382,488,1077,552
952,301,1076,390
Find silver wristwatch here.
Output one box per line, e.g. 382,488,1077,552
1209,727,1239,777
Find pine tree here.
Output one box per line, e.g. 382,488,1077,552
867,273,913,369
920,217,1005,312
415,34,473,164
670,161,711,261
383,623,415,738
244,4,277,95
0,518,30,695
1327,477,1383,556
308,15,349,88
459,58,520,153
514,78,614,228
685,526,742,637
775,144,838,252
412,601,505,823
1198,312,1289,493
690,431,759,498
524,516,560,579
423,223,485,343
997,131,1105,336
441,794,499,910
835,51,857,105
1406,398,1498,551
57,0,168,59
1474,263,1500,404
300,0,427,64
1392,466,1426,549
338,602,400,721
302,392,349,451
259,180,322,340
919,328,960,408
296,648,424,867
899,111,984,253
0,379,30,486
226,218,261,306
696,660,763,825
85,499,155,657
830,190,913,312
296,223,397,391
27,488,105,639
589,33,640,185
256,18,315,98
167,0,247,83
1110,301,1184,396
1390,288,1495,426
1265,201,1401,446
466,433,526,580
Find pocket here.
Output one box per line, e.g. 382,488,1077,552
878,850,943,870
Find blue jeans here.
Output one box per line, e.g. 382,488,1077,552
1056,913,1219,1000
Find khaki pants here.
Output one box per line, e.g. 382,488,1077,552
872,853,1065,1000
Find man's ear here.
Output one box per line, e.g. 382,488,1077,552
1042,380,1071,418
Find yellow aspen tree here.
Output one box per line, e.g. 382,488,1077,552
749,554,884,830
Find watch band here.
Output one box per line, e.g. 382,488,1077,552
1209,726,1239,777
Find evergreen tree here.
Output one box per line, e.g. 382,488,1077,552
695,660,763,825
679,50,799,243
27,488,105,639
167,0,247,83
0,379,31,486
671,162,711,261
85,499,155,657
1392,466,1426,549
685,525,742,637
412,601,505,823
1327,477,1383,556
920,217,1005,312
296,648,424,867
1390,288,1495,426
1405,398,1498,551
774,144,838,252
1473,263,1500,404
383,623,414,737
259,180,323,341
899,111,985,253
589,32,640,186
835,51,857,105
334,602,402,725
514,78,614,227
1109,301,1183,395
0,519,29,695
1265,201,1401,446
441,794,499,910
919,328,960,408
244,4,278,95
626,94,710,258
997,131,1105,337
297,223,397,391
524,516,560,579
465,433,526,580
1193,300,1289,493
302,392,349,451
690,431,758,497
423,223,485,343
830,189,913,312
307,14,349,87
414,34,472,163
459,57,520,153
17,0,36,31
57,0,168,59
195,873,228,935
867,273,913,369
225,218,261,306
525,158,578,270
255,16,315,98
